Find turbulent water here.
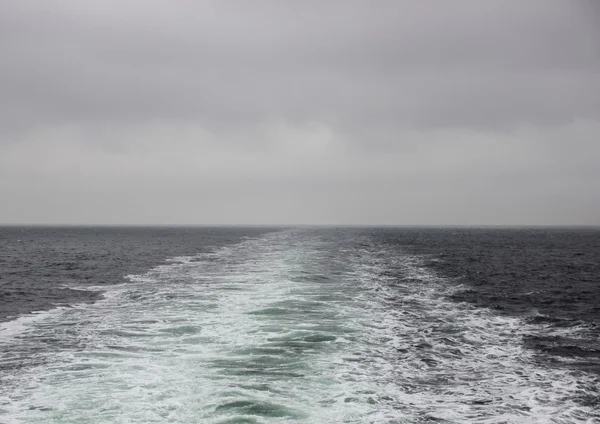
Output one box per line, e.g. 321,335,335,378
0,227,599,423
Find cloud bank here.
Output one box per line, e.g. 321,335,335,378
1,0,598,225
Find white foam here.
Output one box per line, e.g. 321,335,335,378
0,308,70,340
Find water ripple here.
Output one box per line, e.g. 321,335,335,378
0,229,598,423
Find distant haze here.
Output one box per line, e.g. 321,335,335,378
1,0,599,226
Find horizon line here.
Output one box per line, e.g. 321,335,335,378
1,223,599,229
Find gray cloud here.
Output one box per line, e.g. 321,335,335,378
0,0,599,225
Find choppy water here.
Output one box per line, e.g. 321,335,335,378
1,228,599,423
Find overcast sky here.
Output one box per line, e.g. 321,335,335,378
1,0,599,225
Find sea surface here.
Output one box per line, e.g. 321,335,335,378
0,226,599,423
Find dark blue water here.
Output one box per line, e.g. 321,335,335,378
1,227,598,423
0,227,271,321
370,227,600,371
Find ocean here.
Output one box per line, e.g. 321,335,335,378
0,226,598,423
